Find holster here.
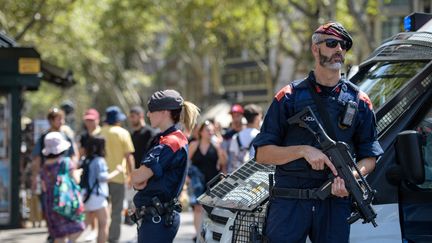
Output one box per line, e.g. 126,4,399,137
130,197,182,227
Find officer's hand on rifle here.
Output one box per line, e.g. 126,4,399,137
302,145,338,176
331,177,349,197
352,170,360,180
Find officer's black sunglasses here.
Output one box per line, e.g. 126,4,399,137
316,38,348,50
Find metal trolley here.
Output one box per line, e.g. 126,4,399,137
198,160,274,243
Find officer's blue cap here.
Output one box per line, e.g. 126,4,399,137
147,89,184,112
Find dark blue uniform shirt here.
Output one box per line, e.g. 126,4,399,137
133,125,188,207
254,71,383,183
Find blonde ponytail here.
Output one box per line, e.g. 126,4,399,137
180,101,200,132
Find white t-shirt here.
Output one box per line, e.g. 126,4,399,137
228,128,260,173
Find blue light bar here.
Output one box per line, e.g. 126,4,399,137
403,12,432,32
404,15,412,31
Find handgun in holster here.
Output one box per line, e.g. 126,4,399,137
128,207,145,228
153,196,176,226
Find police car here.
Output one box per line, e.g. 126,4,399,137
198,12,432,243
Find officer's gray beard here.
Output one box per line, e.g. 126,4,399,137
318,49,344,70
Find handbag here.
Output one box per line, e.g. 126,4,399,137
53,157,85,222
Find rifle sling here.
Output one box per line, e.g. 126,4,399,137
271,187,319,200
307,79,338,141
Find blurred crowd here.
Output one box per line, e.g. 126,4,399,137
18,101,264,242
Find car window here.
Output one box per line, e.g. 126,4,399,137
356,61,428,110
415,112,432,189
355,61,431,135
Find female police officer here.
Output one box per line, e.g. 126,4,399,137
131,89,199,242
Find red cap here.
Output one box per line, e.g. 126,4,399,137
83,108,100,121
230,104,244,114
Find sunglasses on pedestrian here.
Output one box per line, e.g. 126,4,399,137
316,38,349,50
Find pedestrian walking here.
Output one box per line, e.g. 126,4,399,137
32,108,77,191
79,108,101,156
188,120,227,239
128,106,157,169
40,132,85,243
81,136,123,243
228,104,262,173
100,106,135,243
221,104,244,174
31,108,78,243
77,108,101,241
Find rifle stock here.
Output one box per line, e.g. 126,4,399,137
288,106,378,227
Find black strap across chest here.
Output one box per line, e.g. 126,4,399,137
307,79,338,140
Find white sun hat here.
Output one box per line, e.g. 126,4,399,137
42,131,71,156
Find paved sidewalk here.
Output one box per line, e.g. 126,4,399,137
0,211,196,243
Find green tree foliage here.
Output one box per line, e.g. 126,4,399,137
0,0,381,124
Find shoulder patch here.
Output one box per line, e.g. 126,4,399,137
275,85,293,101
358,91,373,110
159,130,188,152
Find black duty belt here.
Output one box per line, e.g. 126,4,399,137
271,187,320,200
129,197,182,227
130,205,162,224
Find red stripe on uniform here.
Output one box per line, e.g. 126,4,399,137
159,130,188,152
359,91,373,110
275,85,293,101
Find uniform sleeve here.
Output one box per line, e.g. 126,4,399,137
141,144,176,178
354,101,384,160
253,96,290,149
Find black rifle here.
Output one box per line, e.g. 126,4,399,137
288,106,378,227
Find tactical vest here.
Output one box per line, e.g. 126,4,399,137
275,75,361,181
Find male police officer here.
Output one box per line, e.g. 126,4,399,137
253,22,383,242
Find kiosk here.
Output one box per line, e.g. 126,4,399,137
0,33,74,228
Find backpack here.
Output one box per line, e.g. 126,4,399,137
52,157,85,222
229,134,254,174
79,156,100,203
235,135,253,163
